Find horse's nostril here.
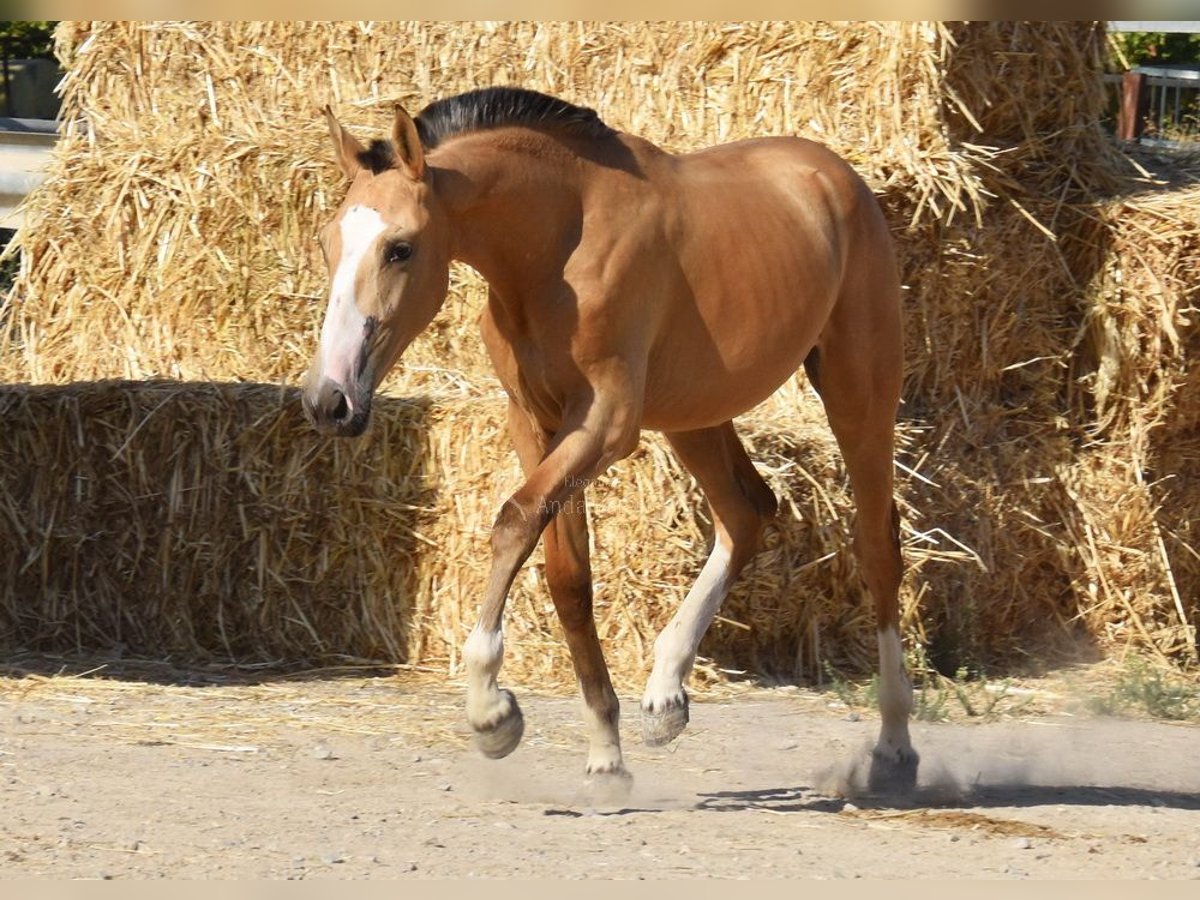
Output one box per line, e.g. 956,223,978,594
330,390,349,423
313,381,351,426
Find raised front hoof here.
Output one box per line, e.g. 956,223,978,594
867,746,919,797
470,689,525,760
641,693,689,747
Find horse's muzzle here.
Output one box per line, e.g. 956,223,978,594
302,377,371,437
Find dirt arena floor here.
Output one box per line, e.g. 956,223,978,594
1,660,1198,880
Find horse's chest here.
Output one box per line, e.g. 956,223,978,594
480,311,570,429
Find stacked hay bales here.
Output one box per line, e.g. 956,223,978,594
1,22,1195,689
1072,171,1200,662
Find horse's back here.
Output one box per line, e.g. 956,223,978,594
665,132,899,331
672,134,886,246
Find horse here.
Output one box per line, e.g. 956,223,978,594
301,86,918,792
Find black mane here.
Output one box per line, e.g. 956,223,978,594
413,86,615,150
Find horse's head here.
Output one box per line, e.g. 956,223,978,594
302,105,451,436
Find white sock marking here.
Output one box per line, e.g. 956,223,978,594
644,541,734,707
463,625,505,724
876,625,914,752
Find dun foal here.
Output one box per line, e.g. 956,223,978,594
302,87,918,791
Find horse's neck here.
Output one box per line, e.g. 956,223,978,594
433,133,582,293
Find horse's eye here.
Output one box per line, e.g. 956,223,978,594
387,241,413,264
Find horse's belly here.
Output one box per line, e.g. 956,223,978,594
637,253,836,432
639,328,817,432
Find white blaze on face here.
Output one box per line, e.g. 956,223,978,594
318,204,388,389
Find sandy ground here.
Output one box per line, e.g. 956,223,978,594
1,664,1198,880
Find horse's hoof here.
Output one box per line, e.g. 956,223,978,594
471,689,525,759
641,692,689,747
867,746,919,796
585,764,634,803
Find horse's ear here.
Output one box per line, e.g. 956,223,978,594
391,104,425,181
324,105,365,178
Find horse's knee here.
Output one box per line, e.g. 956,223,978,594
490,498,547,563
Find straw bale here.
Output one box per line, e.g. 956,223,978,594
0,378,934,690
0,371,1111,687
1069,173,1200,661
939,22,1119,191
1082,173,1200,440
0,381,437,663
2,21,1197,681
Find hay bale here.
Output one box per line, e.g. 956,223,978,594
1071,172,1200,662
0,378,921,690
2,21,1197,679
940,22,1119,189
0,381,434,663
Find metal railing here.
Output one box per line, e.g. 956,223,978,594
1105,21,1200,147
1105,65,1200,146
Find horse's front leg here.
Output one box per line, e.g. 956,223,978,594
503,401,628,783
464,399,634,761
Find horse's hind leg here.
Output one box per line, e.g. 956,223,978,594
807,308,918,793
505,400,628,783
641,423,777,746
